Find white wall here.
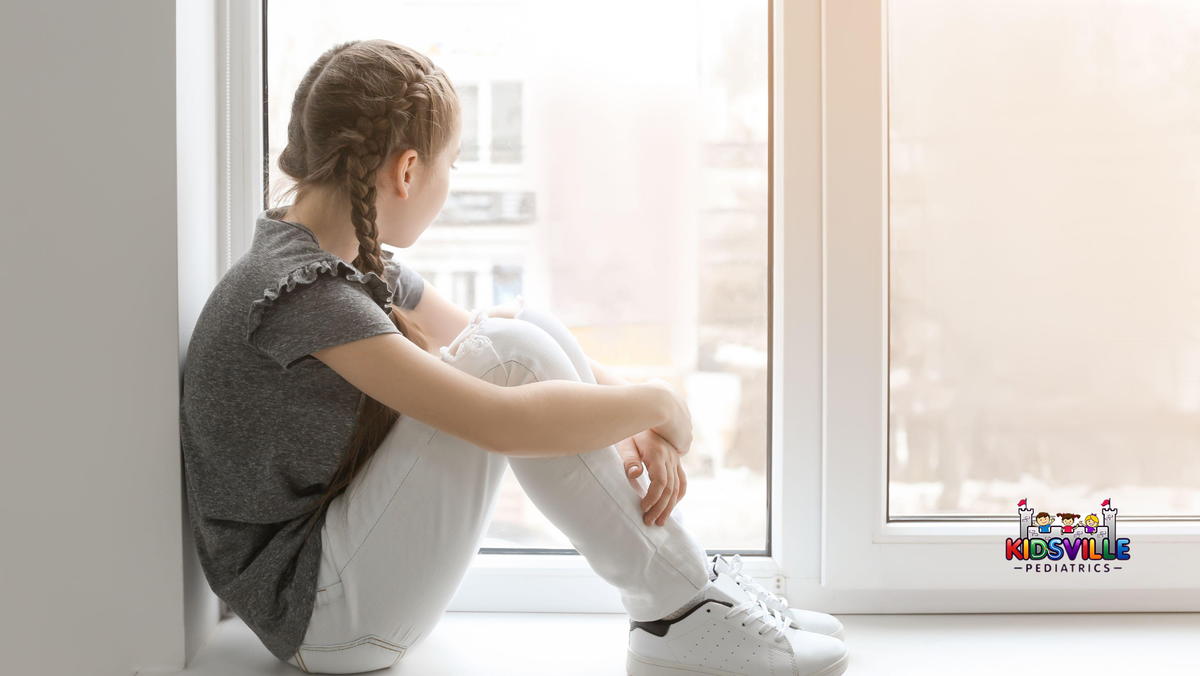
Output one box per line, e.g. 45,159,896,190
0,1,214,674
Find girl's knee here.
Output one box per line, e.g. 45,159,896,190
476,315,563,361
441,306,581,384
443,306,545,357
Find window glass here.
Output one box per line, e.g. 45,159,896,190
491,81,523,163
459,83,480,162
888,0,1200,517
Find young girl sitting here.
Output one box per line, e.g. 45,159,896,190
180,39,847,676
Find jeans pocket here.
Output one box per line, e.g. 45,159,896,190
313,526,345,609
288,634,407,674
312,579,345,609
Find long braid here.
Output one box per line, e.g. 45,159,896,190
344,114,392,282
277,39,460,544
296,86,440,545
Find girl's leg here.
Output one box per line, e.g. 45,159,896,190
288,317,517,674
287,306,710,674
499,303,713,622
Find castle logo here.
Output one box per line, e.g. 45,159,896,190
1006,498,1131,573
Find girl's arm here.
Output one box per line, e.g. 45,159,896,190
402,277,472,352
312,330,683,458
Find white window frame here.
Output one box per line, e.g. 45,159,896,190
218,0,264,276
225,0,787,614
801,0,1200,613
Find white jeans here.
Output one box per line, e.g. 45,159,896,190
284,303,711,674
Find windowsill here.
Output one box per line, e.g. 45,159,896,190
177,610,1200,674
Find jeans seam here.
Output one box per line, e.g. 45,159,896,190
299,633,408,653
335,361,510,578
504,360,705,595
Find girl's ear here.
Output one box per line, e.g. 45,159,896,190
386,153,403,199
381,150,415,199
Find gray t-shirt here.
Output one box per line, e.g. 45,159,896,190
179,205,424,662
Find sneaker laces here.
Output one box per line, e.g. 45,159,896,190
723,553,791,613
723,597,791,642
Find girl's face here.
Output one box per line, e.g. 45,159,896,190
376,116,462,248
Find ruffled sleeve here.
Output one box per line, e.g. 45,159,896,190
245,256,402,370
381,248,425,311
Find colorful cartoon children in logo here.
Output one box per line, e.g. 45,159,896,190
1009,500,1131,566
1035,512,1054,533
1057,512,1080,533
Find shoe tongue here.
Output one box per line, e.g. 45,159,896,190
712,555,733,577
707,555,721,581
704,568,748,606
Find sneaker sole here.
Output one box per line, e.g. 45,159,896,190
627,650,849,676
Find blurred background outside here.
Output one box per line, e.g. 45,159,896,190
888,0,1200,517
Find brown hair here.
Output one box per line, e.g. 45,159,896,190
273,39,460,543
1056,512,1080,521
1035,512,1051,519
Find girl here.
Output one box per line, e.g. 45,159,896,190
1057,513,1081,534
180,39,846,676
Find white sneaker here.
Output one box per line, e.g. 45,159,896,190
710,554,845,640
627,564,848,676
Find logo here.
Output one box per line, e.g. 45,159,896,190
1006,498,1131,573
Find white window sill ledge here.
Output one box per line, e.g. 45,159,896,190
170,610,1200,675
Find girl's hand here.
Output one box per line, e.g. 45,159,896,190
644,378,693,457
480,294,525,319
616,428,688,527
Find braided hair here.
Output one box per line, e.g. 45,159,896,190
274,39,461,543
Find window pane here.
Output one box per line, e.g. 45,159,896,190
451,270,476,309
459,83,480,162
438,191,536,225
888,0,1200,517
490,81,523,163
492,264,524,304
266,0,769,551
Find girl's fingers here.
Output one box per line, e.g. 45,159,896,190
646,477,671,525
668,463,683,522
676,462,687,501
660,487,679,527
625,462,643,492
640,460,668,514
667,462,681,522
654,460,679,526
616,437,643,491
644,461,673,526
